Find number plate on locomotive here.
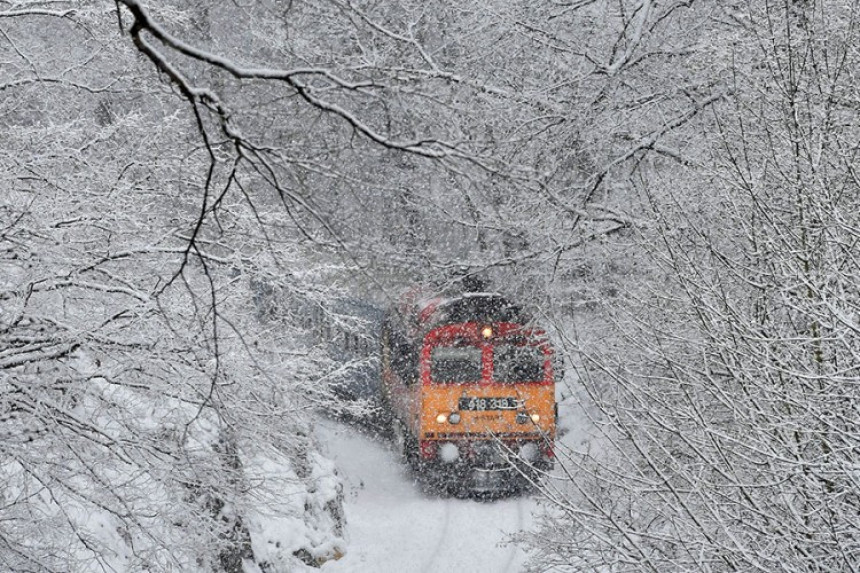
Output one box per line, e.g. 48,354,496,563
459,397,520,411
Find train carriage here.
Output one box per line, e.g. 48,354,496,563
380,287,557,494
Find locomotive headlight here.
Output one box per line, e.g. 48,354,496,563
436,413,448,424
448,412,461,424
481,326,493,339
439,442,459,463
519,442,540,462
530,413,541,424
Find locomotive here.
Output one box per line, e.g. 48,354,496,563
380,284,557,494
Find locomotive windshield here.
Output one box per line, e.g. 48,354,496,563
493,344,545,383
431,346,482,383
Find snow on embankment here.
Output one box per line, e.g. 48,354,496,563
0,345,347,573
245,446,346,571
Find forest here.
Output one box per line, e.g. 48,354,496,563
1,0,858,571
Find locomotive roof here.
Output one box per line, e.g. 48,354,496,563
421,291,527,326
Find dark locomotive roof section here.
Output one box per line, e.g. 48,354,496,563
429,292,529,327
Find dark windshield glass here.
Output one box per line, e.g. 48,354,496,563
431,346,482,383
493,344,545,383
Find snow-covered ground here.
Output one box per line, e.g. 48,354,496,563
316,420,538,573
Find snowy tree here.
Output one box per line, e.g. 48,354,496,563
1,2,353,570
524,2,860,571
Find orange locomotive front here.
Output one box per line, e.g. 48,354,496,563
380,290,556,493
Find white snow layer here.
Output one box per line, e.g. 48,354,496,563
314,420,537,573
